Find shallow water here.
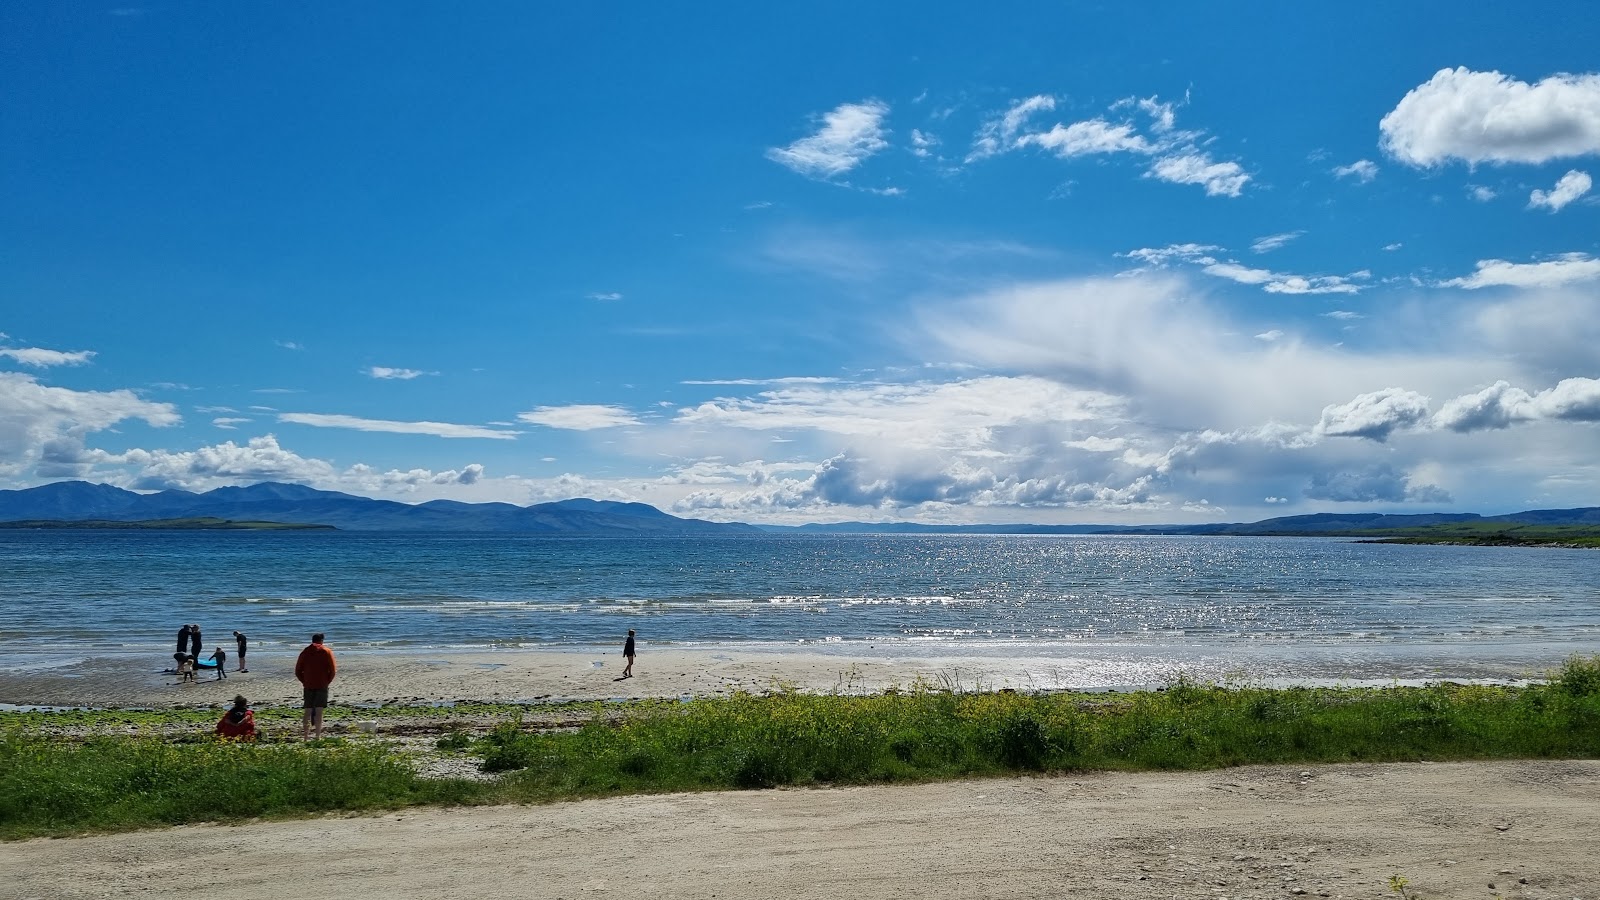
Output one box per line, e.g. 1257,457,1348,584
3,531,1597,681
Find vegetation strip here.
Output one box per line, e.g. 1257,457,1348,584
4,657,1597,840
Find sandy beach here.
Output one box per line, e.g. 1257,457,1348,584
3,642,1572,713
4,759,1597,899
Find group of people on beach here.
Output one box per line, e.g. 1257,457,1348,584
172,624,247,683
206,631,337,742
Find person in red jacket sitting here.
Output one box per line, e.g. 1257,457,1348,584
215,695,257,741
294,632,337,741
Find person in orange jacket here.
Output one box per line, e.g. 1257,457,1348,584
215,695,257,741
294,632,337,741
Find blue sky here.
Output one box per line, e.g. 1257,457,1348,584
3,2,1599,523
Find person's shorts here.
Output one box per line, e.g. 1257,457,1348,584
303,687,329,709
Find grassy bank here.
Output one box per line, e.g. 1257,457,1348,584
4,657,1598,839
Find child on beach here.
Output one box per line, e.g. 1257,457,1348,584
215,695,257,741
177,655,197,684
208,647,227,680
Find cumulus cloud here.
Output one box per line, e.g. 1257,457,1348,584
0,347,96,367
367,366,435,380
1528,169,1593,211
517,405,641,431
767,100,890,180
1468,185,1498,202
1434,378,1600,432
0,372,180,477
92,435,337,490
1333,159,1379,183
1380,67,1600,166
1313,388,1433,442
1441,253,1600,289
278,412,519,439
343,462,485,491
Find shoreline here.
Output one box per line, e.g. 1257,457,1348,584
2,642,1588,710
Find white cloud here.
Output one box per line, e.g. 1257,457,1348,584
212,417,250,429
1468,185,1497,202
1250,231,1303,254
1255,330,1285,342
1528,169,1592,212
275,340,304,351
93,435,336,490
0,372,181,477
1434,378,1600,431
1201,261,1364,295
587,292,624,301
366,366,435,380
1332,159,1378,183
517,405,642,431
968,94,1250,196
1146,153,1250,197
1019,119,1152,157
0,347,96,367
277,412,519,439
1383,243,1403,251
1380,67,1600,166
1118,243,1222,269
681,376,842,386
1441,253,1600,289
909,129,938,158
1313,388,1432,442
1322,310,1362,320
767,100,890,180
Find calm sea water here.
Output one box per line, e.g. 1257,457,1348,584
2,531,1598,682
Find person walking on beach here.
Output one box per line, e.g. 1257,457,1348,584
208,646,227,680
294,632,337,741
622,629,636,678
233,630,248,673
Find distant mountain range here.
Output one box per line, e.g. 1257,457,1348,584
1,480,1597,536
0,481,758,534
762,508,1600,534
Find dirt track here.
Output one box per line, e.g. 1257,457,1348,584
6,759,1597,899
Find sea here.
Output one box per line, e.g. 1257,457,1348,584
3,530,1598,687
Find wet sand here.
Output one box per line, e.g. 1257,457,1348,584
0,643,1564,711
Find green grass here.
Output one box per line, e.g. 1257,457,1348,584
1354,522,1600,548
5,656,1598,839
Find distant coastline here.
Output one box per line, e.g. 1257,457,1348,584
0,517,334,531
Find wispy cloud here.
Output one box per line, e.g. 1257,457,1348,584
517,405,642,430
1250,231,1304,254
366,366,436,380
0,347,96,367
275,340,305,351
767,100,890,180
212,417,250,429
1468,185,1497,202
587,291,624,301
278,413,520,439
1332,159,1378,183
968,93,1251,197
1121,243,1366,294
681,377,843,386
1441,253,1600,289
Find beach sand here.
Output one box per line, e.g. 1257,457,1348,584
4,759,1597,899
0,643,1565,711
